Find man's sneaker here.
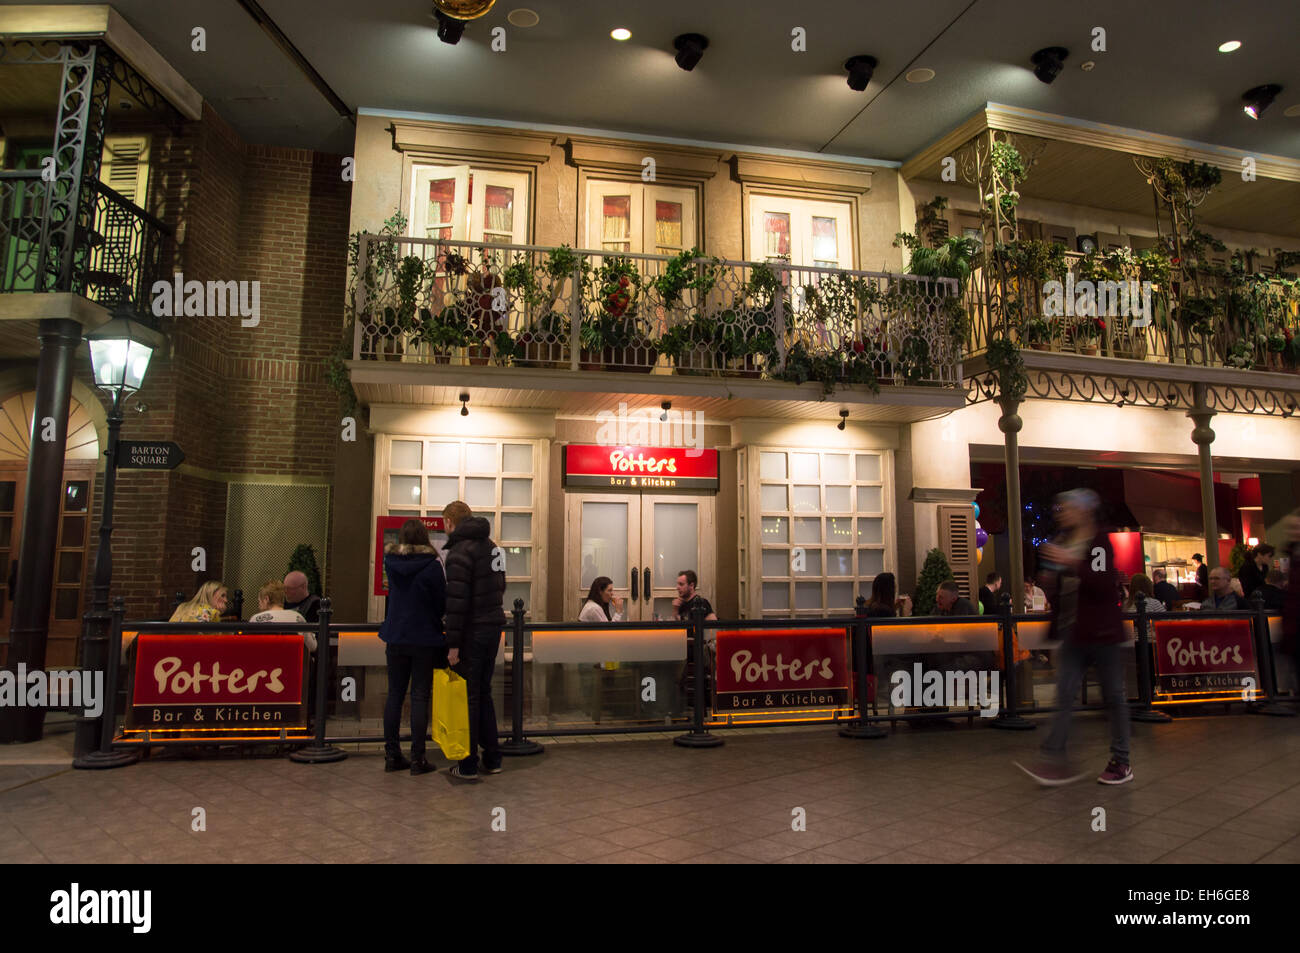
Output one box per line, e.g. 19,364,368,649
1013,760,1090,787
481,764,503,775
1097,760,1134,785
448,764,482,783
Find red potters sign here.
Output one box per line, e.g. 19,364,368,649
1151,618,1258,695
374,516,446,596
563,445,719,490
714,628,850,710
127,633,307,729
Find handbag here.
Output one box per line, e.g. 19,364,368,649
432,667,471,761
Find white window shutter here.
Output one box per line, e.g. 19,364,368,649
101,135,150,206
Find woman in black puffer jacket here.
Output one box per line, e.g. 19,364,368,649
379,519,447,775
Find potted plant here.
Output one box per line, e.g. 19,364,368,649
1225,338,1256,370
586,257,655,371
1071,315,1106,355
1024,316,1052,349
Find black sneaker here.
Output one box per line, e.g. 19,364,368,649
385,754,411,772
410,758,436,776
448,765,482,782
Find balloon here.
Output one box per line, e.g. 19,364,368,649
976,527,989,548
977,600,984,614
972,502,980,519
977,547,984,562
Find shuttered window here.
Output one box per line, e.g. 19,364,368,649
937,503,977,601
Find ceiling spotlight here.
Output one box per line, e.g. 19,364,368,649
660,400,671,422
837,409,849,431
459,391,470,416
611,27,631,41
673,33,709,71
1242,84,1282,119
1030,46,1069,85
1218,40,1242,53
434,11,466,44
844,55,878,92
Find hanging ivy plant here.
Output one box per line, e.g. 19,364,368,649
985,336,1027,402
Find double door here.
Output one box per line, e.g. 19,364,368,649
565,493,715,623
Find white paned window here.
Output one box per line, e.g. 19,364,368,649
585,179,698,255
410,164,528,245
748,195,853,269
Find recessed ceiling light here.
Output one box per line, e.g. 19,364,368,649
1284,104,1300,118
1080,60,1095,71
905,68,934,83
1218,40,1242,53
508,8,539,27
611,27,631,41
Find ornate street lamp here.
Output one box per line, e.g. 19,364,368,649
73,315,164,767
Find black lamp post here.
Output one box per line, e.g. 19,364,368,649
72,314,163,767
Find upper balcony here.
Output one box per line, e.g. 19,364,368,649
347,232,966,420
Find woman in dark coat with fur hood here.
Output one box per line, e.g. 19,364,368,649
379,519,447,775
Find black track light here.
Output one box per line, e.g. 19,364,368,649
673,33,709,71
434,11,466,44
459,392,470,416
660,400,671,422
1242,84,1282,119
1030,46,1068,85
844,55,878,92
837,409,849,431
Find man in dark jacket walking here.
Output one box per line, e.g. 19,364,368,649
442,500,506,781
1016,489,1132,786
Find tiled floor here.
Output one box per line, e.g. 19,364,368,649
2,711,1299,864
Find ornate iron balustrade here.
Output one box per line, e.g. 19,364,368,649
351,234,962,390
1,173,170,321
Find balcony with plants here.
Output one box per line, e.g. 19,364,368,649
340,212,964,402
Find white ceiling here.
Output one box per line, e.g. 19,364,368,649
11,0,1299,160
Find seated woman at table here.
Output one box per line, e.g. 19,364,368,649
169,581,228,623
249,579,316,652
579,576,624,623
1123,573,1165,616
865,572,911,618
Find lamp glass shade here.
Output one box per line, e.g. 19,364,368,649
1236,477,1262,510
87,317,158,395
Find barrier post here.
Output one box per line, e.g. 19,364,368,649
73,597,138,768
840,596,886,739
992,591,1033,730
1131,599,1172,722
289,597,349,762
674,603,723,747
500,599,543,756
1249,590,1294,717
230,588,244,621
171,590,185,618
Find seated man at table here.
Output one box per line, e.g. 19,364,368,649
1152,569,1180,611
1256,569,1287,612
1024,577,1049,612
1199,566,1242,611
934,580,977,616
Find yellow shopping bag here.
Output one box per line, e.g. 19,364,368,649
432,668,471,761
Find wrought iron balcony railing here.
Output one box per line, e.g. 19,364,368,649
0,172,170,321
351,235,962,391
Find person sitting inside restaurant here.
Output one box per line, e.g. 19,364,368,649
1024,577,1049,612
579,576,623,622
1199,566,1242,610
865,571,912,618
170,581,228,622
978,572,1002,616
1124,573,1165,616
673,570,718,623
1257,569,1287,613
282,570,321,623
934,579,977,616
249,579,315,652
1152,569,1179,611
1237,544,1274,600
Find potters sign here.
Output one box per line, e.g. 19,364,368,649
563,445,719,490
714,628,850,710
1151,618,1258,694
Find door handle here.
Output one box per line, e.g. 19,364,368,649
631,566,638,602
643,567,651,601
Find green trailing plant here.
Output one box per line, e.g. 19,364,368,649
985,336,1027,402
914,195,950,248
986,140,1026,220
287,545,323,598
1227,542,1250,576
914,547,956,616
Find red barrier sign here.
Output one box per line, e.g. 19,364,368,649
127,633,307,729
375,516,446,596
1151,618,1257,695
714,628,849,710
563,445,719,490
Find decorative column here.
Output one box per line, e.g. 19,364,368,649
1188,383,1220,569
998,396,1025,612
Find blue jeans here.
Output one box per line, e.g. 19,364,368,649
453,634,501,774
1041,640,1131,766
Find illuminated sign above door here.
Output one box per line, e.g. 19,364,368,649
563,445,719,490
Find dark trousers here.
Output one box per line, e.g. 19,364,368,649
384,644,443,760
453,634,501,774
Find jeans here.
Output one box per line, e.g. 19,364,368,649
1042,640,1131,766
384,644,444,760
453,634,501,774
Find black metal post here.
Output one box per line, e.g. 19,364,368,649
992,591,1034,729
74,596,138,767
1249,590,1294,717
1,319,82,743
170,590,185,619
674,603,723,747
500,599,542,756
1131,600,1172,723
289,598,348,762
840,595,886,739
73,388,124,758
230,588,244,621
